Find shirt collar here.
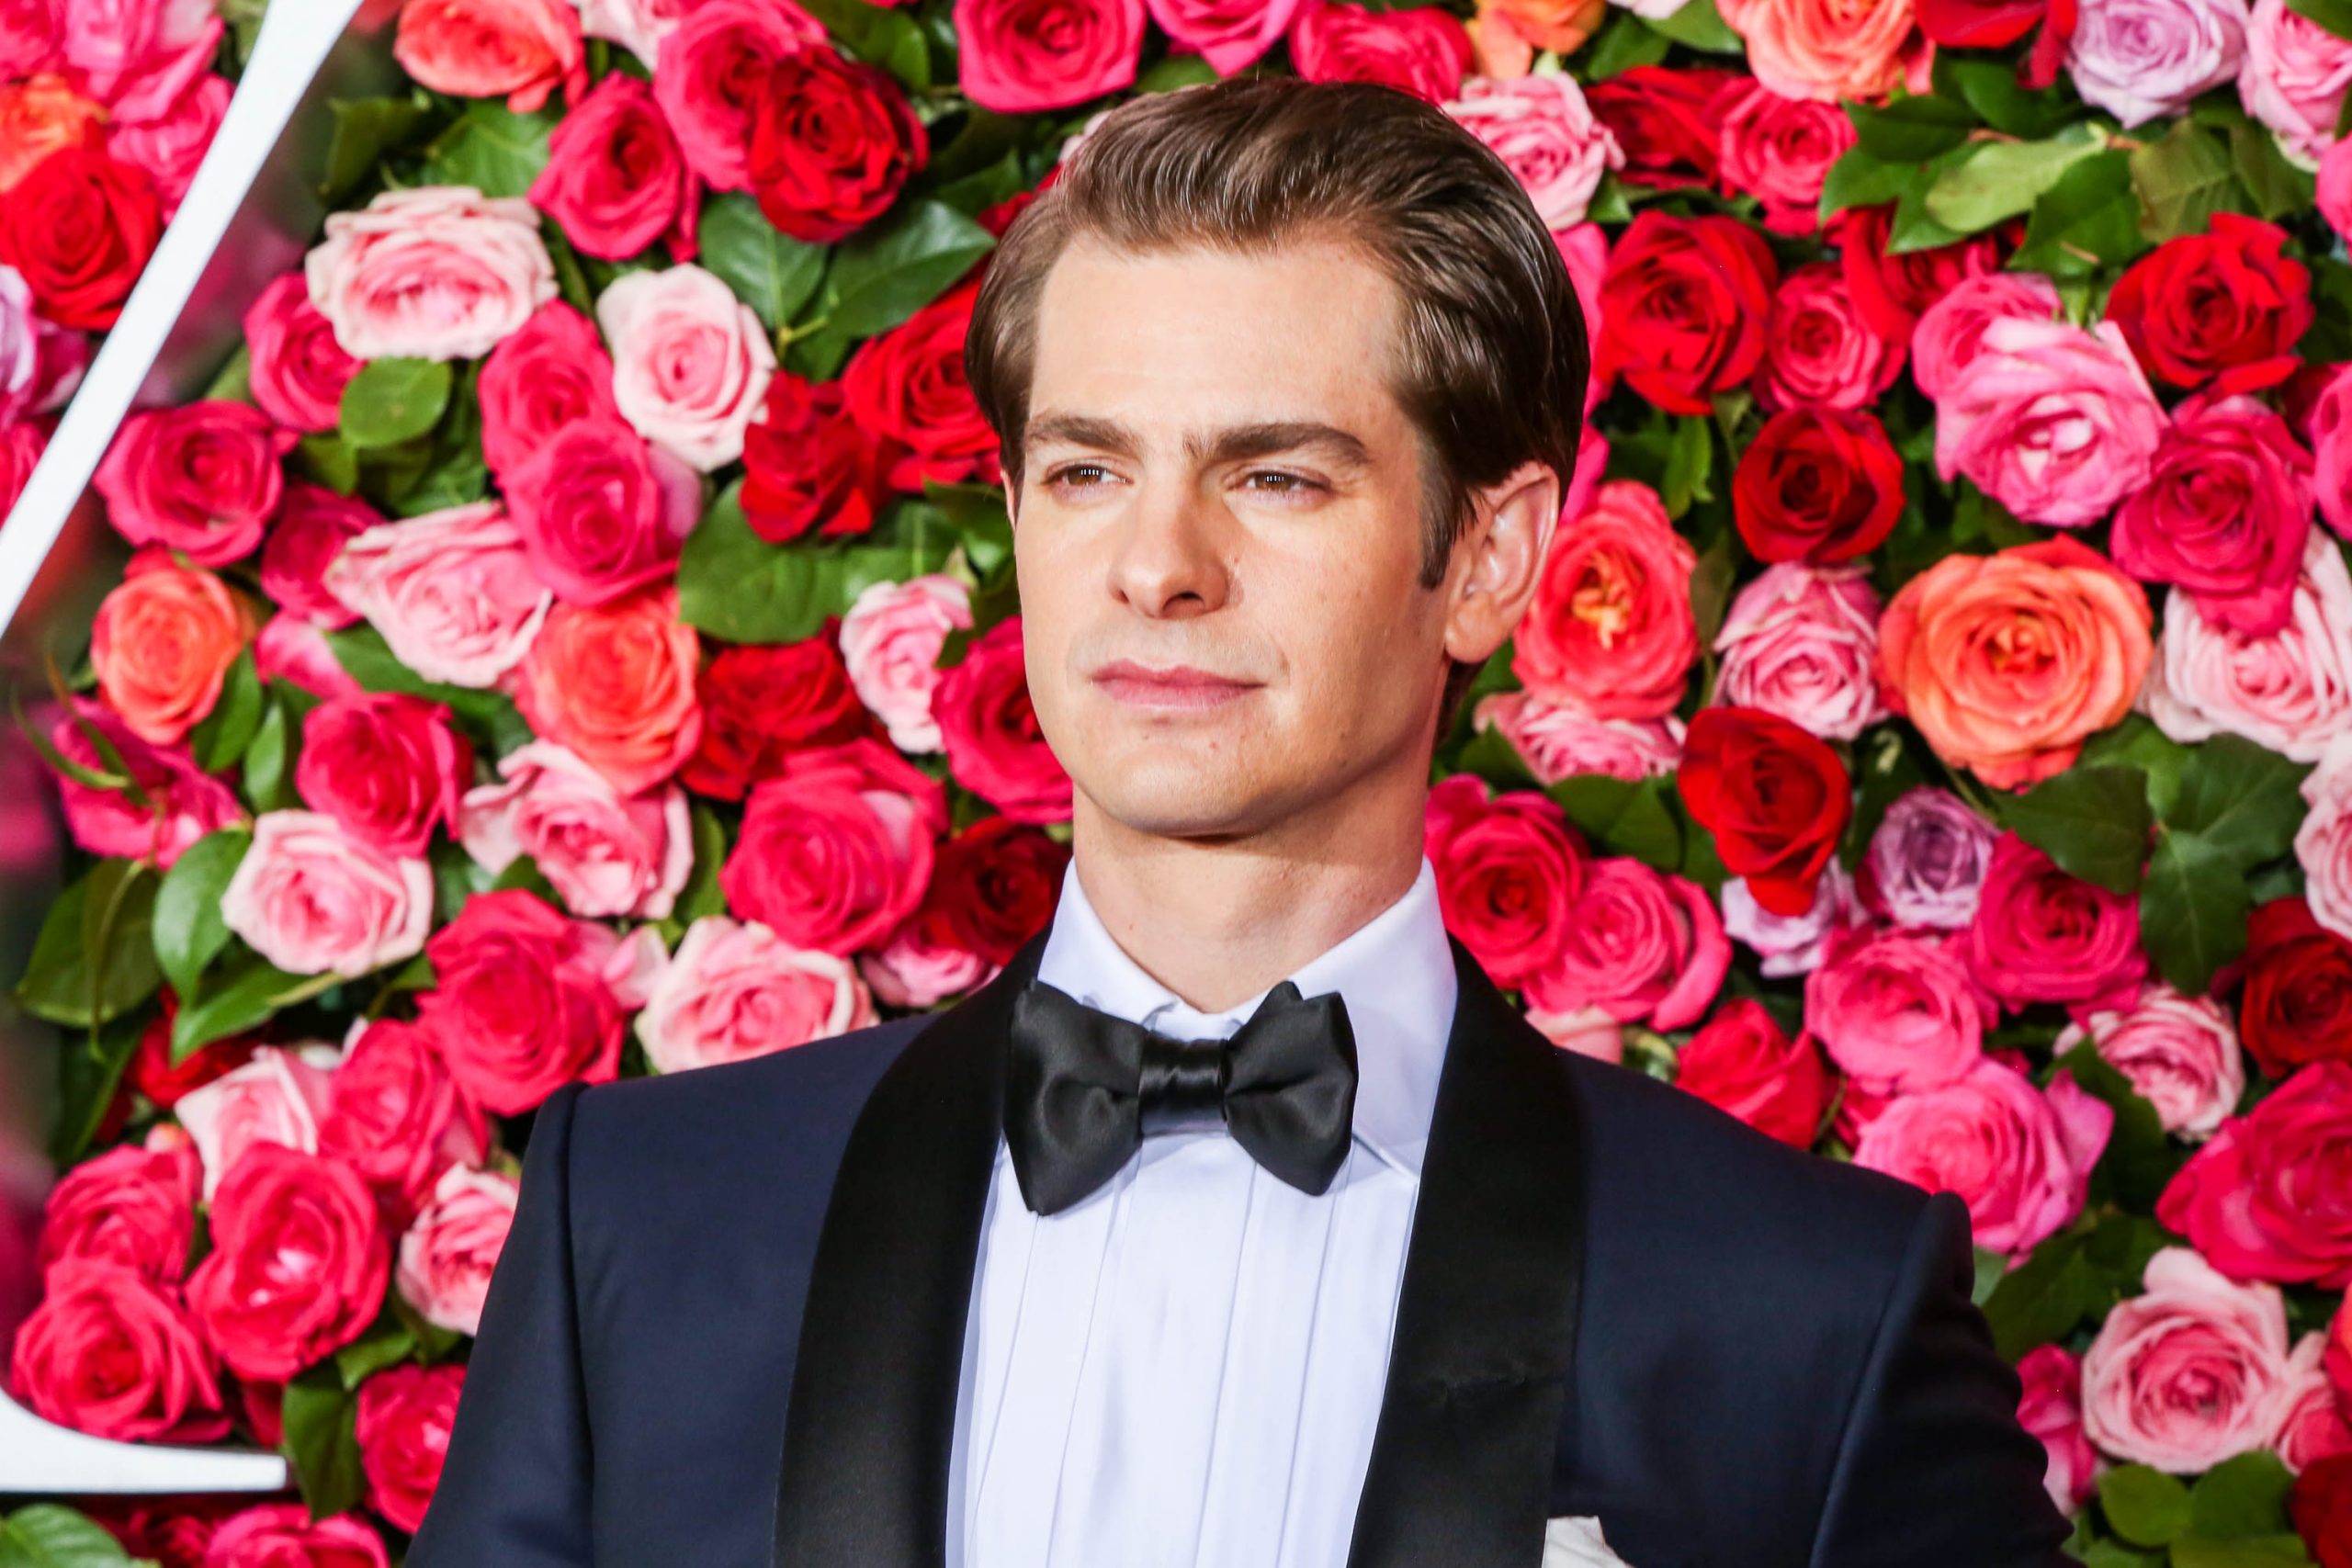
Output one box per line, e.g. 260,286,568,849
1033,858,1457,1177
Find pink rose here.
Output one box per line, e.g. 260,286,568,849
6,1258,226,1443
2016,1344,2099,1514
1521,855,1729,1031
295,691,472,859
187,1143,389,1383
202,1504,389,1568
1555,222,1609,416
1721,858,1862,977
105,69,226,217
721,738,945,955
220,810,434,979
317,1018,490,1228
1754,261,1904,412
0,262,86,421
255,614,365,701
2055,983,2245,1142
305,186,556,362
636,916,877,1073
1515,479,1698,721
1443,73,1623,230
96,400,294,567
2110,394,2314,638
838,574,973,753
576,0,689,63
2241,0,2352,163
414,889,637,1114
1909,272,2064,401
1145,0,1298,73
860,919,994,1008
1860,787,1999,932
396,1163,516,1337
174,1043,342,1202
478,301,621,483
2144,528,2352,762
1472,691,1683,785
653,0,825,192
355,1363,464,1534
458,740,692,919
597,264,775,472
393,0,584,115
504,415,700,604
936,616,1073,825
0,415,45,516
47,698,241,870
1851,1058,2112,1256
1804,926,1990,1093
261,483,378,627
1715,82,1856,236
243,271,362,434
956,0,1145,112
1287,0,1472,102
2070,0,2247,126
1713,563,1888,742
2323,136,2352,242
2082,1245,2297,1472
1934,316,2169,528
2300,731,2352,943
324,502,554,688
1963,833,2147,1017
2278,1335,2352,1472
2160,1063,2352,1288
35,1136,199,1288
61,0,220,123
0,0,58,76
529,72,694,262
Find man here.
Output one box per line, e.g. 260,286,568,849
409,78,2074,1568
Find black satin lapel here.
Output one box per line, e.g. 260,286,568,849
1347,940,1589,1568
772,939,1044,1568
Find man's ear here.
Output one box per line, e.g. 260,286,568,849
1443,458,1560,668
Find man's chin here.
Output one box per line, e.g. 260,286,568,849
1072,771,1281,843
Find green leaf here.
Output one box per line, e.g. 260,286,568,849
1846,95,1979,163
322,94,435,201
698,194,828,333
341,358,455,449
1549,775,1682,872
674,802,729,925
1999,764,2153,895
334,1307,419,1393
152,828,251,998
1642,0,1744,50
490,852,563,908
2140,829,2251,995
1659,414,1713,517
0,1504,144,1566
171,956,339,1063
1818,146,1912,222
1929,54,2079,139
49,1014,145,1170
1133,53,1220,92
2008,149,2151,279
2169,1537,2317,1568
203,344,254,404
821,199,995,338
1981,1233,2093,1359
1581,8,1673,77
2054,1045,2175,1211
14,860,161,1029
240,690,299,813
420,99,560,197
2189,1452,2298,1540
2077,715,2193,820
795,0,932,87
2307,257,2352,363
675,482,957,644
1923,121,2108,235
323,625,535,756
2288,0,2352,39
2230,119,2318,219
2098,1465,2193,1549
281,1362,366,1518
1687,534,1735,649
1885,151,1974,254
2130,119,2244,243
187,649,265,773
2165,735,2311,870
293,431,361,494
1452,726,1540,793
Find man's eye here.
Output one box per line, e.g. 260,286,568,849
1242,470,1322,496
1047,464,1113,491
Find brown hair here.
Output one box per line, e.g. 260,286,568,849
965,75,1589,596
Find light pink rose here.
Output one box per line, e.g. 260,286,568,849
395,1163,516,1337
574,0,691,63
1860,786,1997,931
1933,316,2169,528
1721,859,1862,978
1473,691,1681,785
1144,0,1299,73
1850,1058,2112,1256
1443,73,1624,231
106,71,228,217
324,502,555,689
174,1043,342,1202
2277,1333,2352,1472
1713,563,1887,742
2143,528,2352,762
220,810,435,979
254,614,366,701
2242,0,2352,164
2299,730,2352,943
2070,0,2247,126
458,740,692,919
2323,136,2352,242
1909,272,2063,402
61,0,220,123
653,0,825,192
1754,262,1904,413
1804,926,1991,1093
2082,1245,2298,1472
1520,856,1729,1031
47,698,241,870
0,263,86,421
2017,1343,2099,1514
597,264,775,472
837,574,973,753
859,919,994,1009
636,916,877,1073
306,186,557,363
2055,983,2246,1142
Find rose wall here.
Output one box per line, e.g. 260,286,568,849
6,0,2352,1561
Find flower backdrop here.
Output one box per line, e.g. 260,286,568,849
7,0,2352,1560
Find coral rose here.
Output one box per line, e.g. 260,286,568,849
90,549,255,745
1514,479,1696,721
513,586,703,796
393,0,584,113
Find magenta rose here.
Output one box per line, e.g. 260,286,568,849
1521,855,1729,1031
478,301,620,482
323,502,554,688
220,810,434,979
1962,833,2148,1016
1908,272,2063,401
7,1258,227,1443
1859,786,1999,931
637,915,878,1072
413,889,636,1114
2016,1343,2099,1513
1287,0,1471,102
597,263,775,472
47,698,241,870
2082,1245,2298,1472
0,261,86,422
95,400,294,566
0,0,59,76
243,271,360,433
458,740,692,920
294,691,472,859
1713,563,1887,742
255,614,364,702
862,916,993,1009
1754,262,1904,413
173,1042,340,1201
2277,1336,2352,1473
1423,774,1588,987
62,0,220,123
838,574,973,754
936,616,1075,825
356,1363,464,1534
1715,81,1855,236
504,415,701,604
305,186,556,362
1442,73,1623,231
955,0,1144,112
721,738,947,956
1473,692,1683,785
2110,393,2314,638
107,70,229,217
1804,926,1992,1093
261,483,379,626
529,72,695,262
2055,983,2246,1142
203,1504,389,1568
35,1135,199,1288
1851,1057,2112,1256
2324,136,2352,244
2143,529,2352,763
0,413,44,517
1934,316,2169,528
396,1164,517,1337
1145,0,1297,73
187,1142,389,1382
2158,1062,2352,1288
653,0,825,192
317,1018,489,1228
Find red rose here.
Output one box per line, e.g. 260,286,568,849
841,279,1002,492
750,43,926,243
1676,706,1850,917
477,301,621,483
1674,997,1831,1147
296,692,473,859
1585,66,1739,191
0,145,163,330
505,415,701,605
413,890,627,1115
186,1144,389,1382
356,1362,465,1533
741,370,895,544
720,737,948,954
35,1138,200,1289
529,73,695,262
261,483,379,627
2106,214,2312,395
1833,203,2008,341
684,636,874,801
95,400,296,567
2238,896,2352,1077
1916,0,2074,86
1754,262,1905,413
936,617,1073,825
911,815,1070,967
127,999,260,1109
1594,210,1777,416
1285,0,1470,102
2295,1451,2352,1568
2109,395,2314,638
1732,406,1905,565
2159,1061,2352,1287
1422,774,1589,987
317,1018,489,1229
7,1258,228,1442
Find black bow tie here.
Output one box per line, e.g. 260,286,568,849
1002,977,1360,1216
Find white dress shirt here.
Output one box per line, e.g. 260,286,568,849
944,859,1460,1568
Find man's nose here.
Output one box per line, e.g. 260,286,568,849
1105,481,1232,619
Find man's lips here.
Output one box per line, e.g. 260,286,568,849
1090,660,1261,711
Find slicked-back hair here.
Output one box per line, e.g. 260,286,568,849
965,76,1591,602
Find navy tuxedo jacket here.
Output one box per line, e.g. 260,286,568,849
406,939,2074,1568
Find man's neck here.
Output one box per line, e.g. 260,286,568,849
1068,787,1429,1016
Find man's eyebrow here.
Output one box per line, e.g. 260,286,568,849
1022,412,1373,469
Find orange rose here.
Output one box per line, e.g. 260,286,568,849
90,549,258,745
0,76,106,193
1876,537,2154,791
514,584,702,795
393,0,586,115
1470,0,1607,71
1716,0,1921,103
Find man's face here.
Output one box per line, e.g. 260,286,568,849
1011,235,1455,843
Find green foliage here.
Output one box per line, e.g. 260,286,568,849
16,859,161,1030
0,1505,145,1566
700,195,829,333
2000,764,2154,895
676,483,963,644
